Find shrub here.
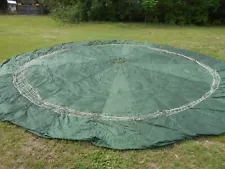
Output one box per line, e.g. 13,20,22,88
209,0,225,24
49,0,224,25
0,0,8,12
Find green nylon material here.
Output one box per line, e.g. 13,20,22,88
0,40,225,149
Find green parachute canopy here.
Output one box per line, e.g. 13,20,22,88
1,40,225,149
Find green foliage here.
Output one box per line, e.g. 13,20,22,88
51,3,83,23
39,0,225,24
0,0,8,12
142,0,158,11
50,0,144,22
209,0,225,24
149,0,220,25
142,0,158,22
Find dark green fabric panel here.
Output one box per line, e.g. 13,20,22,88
0,40,225,149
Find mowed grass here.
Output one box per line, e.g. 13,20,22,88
0,15,225,169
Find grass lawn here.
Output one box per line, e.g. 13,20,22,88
0,15,225,169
